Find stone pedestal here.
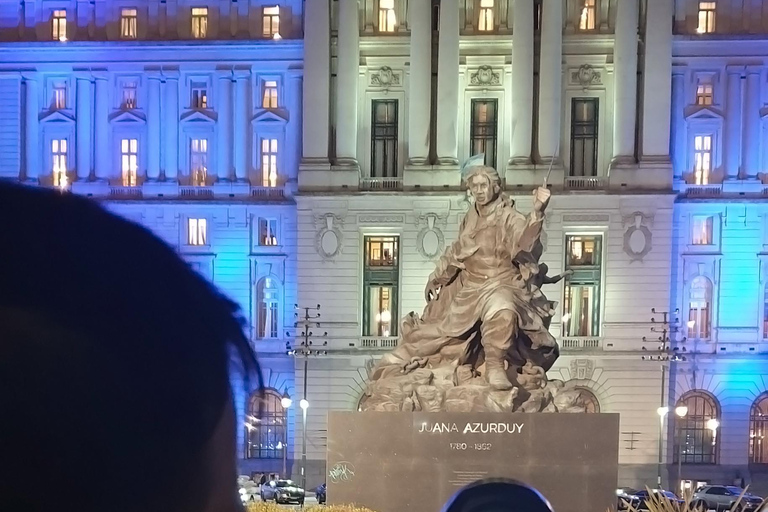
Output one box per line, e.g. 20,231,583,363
327,412,619,512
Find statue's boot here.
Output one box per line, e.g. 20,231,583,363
486,361,514,391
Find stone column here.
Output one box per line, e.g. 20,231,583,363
301,0,330,167
612,0,639,164
234,70,250,181
538,0,563,164
76,75,92,181
23,76,39,182
407,0,431,165
335,0,359,167
216,73,233,181
93,74,110,181
509,0,534,164
742,68,761,179
147,74,162,181
641,0,673,160
670,72,686,180
286,72,303,184
724,68,742,180
163,73,179,180
436,0,460,165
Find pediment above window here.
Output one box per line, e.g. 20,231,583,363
39,110,75,124
180,109,217,124
251,109,288,128
684,106,724,122
109,109,146,125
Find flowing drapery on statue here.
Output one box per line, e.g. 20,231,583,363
361,163,585,413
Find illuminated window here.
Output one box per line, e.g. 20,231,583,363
262,80,278,109
52,10,67,41
120,138,138,187
470,99,497,169
696,84,713,106
191,7,208,38
191,83,208,109
122,82,137,109
51,139,68,188
371,99,398,178
697,2,716,34
378,0,396,33
258,218,278,246
694,135,712,185
53,83,67,109
579,0,596,31
691,216,713,245
363,236,399,337
562,235,602,337
749,393,768,463
478,0,494,31
187,218,207,246
190,138,208,186
261,138,278,187
256,277,279,339
262,5,280,37
574,388,600,413
687,276,712,339
570,98,599,177
245,389,286,459
120,8,137,39
674,391,720,464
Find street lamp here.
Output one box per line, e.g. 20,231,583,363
280,390,292,478
675,406,689,494
707,418,720,460
657,406,669,488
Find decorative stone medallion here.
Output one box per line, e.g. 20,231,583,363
370,66,402,91
571,64,602,90
415,213,446,260
622,211,654,262
315,213,344,261
469,65,501,86
570,359,595,381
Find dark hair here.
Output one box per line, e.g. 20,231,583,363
0,181,262,512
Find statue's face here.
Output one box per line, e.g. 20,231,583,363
468,174,498,206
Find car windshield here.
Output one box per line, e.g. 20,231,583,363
276,480,294,488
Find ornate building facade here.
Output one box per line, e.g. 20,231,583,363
0,0,303,477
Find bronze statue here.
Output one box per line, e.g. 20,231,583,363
361,163,584,413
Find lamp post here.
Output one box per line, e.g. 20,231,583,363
643,308,687,489
675,405,689,494
286,304,328,506
280,390,292,478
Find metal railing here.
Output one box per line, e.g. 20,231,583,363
359,336,400,349
560,337,602,350
360,177,404,191
250,186,285,199
684,184,723,197
179,186,214,198
109,186,143,198
564,176,608,190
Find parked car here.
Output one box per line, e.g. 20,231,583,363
260,479,305,505
617,488,641,510
693,486,764,512
618,488,683,511
316,483,327,504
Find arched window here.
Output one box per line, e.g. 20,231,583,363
245,389,287,459
688,276,712,339
749,393,768,464
256,277,279,339
574,387,600,413
674,391,720,464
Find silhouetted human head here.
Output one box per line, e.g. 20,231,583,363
0,181,261,512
